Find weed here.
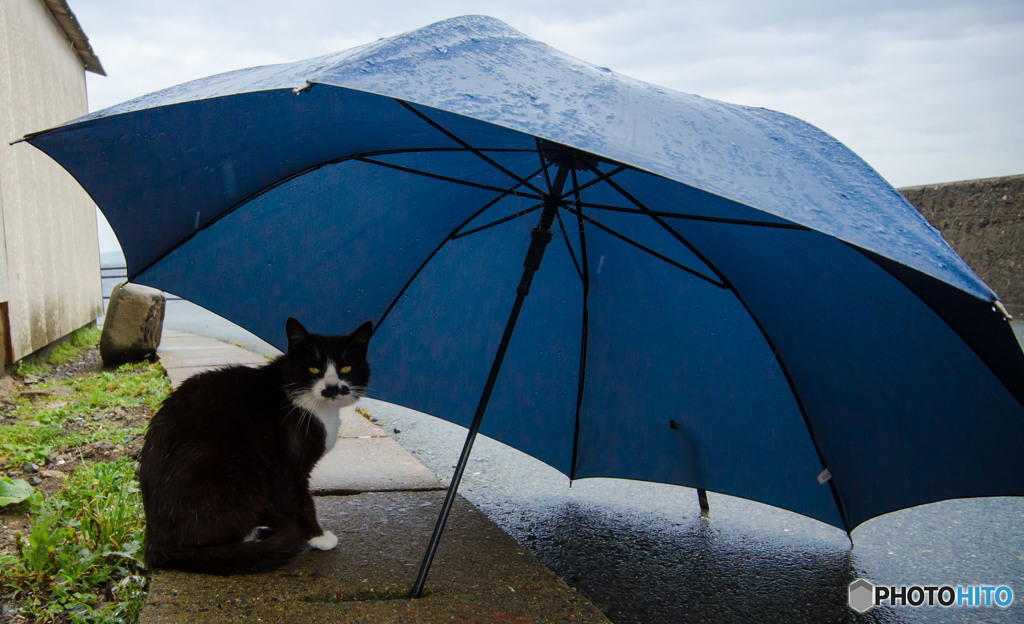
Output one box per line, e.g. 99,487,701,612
0,422,64,468
45,341,80,367
0,477,33,506
71,326,103,349
15,359,50,379
0,458,147,622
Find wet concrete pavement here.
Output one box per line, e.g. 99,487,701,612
153,304,1024,623
143,492,609,623
366,399,1024,623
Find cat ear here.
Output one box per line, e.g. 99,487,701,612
350,320,374,345
285,318,310,348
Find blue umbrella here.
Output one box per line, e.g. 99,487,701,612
24,16,1024,595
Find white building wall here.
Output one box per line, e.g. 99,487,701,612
0,0,102,362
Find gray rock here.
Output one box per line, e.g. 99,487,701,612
100,282,165,367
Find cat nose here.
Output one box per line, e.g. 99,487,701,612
321,384,350,398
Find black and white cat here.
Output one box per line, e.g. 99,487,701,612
139,318,372,574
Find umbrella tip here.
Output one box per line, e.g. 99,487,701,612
994,300,1013,321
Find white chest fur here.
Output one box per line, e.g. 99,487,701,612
310,404,341,452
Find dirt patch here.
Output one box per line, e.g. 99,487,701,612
0,509,31,563
48,348,105,382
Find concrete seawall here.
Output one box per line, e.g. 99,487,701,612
901,174,1024,316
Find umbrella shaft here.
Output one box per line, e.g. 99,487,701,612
517,227,554,296
516,166,565,296
412,163,570,598
411,281,531,598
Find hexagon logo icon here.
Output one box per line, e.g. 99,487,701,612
849,578,876,613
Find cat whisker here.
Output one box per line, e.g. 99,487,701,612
349,383,373,397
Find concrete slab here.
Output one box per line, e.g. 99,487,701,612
159,353,265,368
159,330,269,357
158,365,228,387
311,438,443,493
141,492,609,624
158,330,269,387
339,406,389,438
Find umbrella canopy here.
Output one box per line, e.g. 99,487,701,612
26,15,1024,544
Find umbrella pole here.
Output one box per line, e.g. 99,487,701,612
411,163,571,599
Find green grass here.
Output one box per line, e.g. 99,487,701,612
70,327,103,350
0,458,147,623
0,362,167,468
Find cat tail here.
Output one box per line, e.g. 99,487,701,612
145,524,307,575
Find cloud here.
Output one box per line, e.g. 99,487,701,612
72,0,1024,186
525,1,1024,185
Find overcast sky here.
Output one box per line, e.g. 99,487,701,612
69,0,1022,253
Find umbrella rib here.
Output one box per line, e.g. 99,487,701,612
564,206,727,289
450,203,544,240
535,142,630,199
589,169,737,288
535,138,583,281
555,209,583,281
577,201,809,230
559,163,629,198
568,167,590,480
127,145,538,279
346,146,536,157
559,161,807,231
447,163,549,239
727,302,854,534
588,165,854,532
536,137,555,190
374,178,544,332
397,100,546,196
356,156,544,199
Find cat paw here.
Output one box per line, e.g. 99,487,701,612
308,530,338,550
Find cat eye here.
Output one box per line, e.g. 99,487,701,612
308,367,321,374
340,366,352,374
